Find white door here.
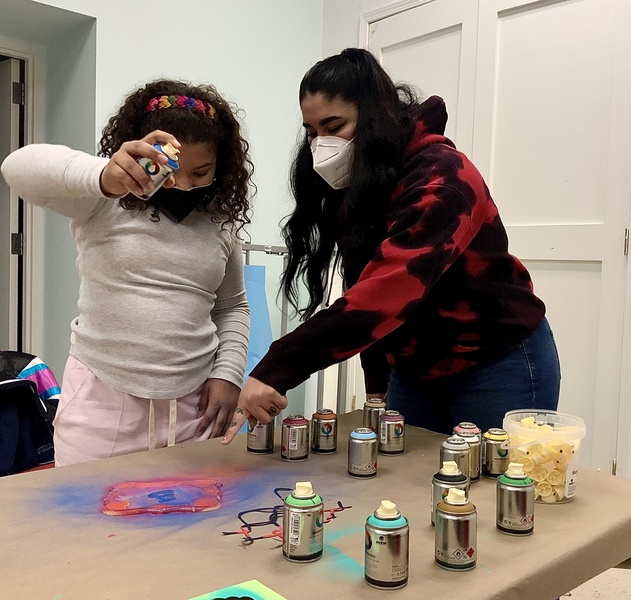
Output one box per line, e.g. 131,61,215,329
364,0,631,474
341,0,482,415
365,0,478,155
0,56,22,351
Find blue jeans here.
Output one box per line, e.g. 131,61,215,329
386,318,561,435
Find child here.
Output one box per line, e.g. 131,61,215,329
1,79,254,465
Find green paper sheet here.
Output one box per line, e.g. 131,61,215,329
189,579,287,600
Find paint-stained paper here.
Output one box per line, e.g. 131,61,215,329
189,579,287,600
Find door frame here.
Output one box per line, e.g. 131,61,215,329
0,37,45,357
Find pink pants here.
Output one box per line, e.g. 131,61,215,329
53,355,211,466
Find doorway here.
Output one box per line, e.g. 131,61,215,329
0,54,27,352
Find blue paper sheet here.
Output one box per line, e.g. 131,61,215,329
243,264,274,379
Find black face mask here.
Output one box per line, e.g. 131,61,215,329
153,182,216,223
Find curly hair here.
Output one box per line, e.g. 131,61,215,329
98,79,254,233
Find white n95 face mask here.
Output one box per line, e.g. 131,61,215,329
311,136,354,190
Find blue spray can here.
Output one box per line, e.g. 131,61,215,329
365,500,409,589
134,143,179,199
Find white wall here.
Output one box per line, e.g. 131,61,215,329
39,0,323,246
2,0,323,401
322,0,399,54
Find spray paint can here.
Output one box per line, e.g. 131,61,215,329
439,436,471,482
348,427,378,478
482,428,510,478
457,430,481,482
246,420,274,454
496,462,535,536
431,461,469,527
453,421,481,438
134,143,179,199
365,500,409,589
281,415,309,461
282,481,324,562
435,487,477,571
363,398,386,432
378,410,405,455
310,409,337,454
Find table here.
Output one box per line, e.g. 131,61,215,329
1,410,630,600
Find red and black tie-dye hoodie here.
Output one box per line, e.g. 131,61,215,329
251,96,545,395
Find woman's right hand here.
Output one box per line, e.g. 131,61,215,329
99,130,180,198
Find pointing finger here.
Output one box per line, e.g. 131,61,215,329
222,406,250,445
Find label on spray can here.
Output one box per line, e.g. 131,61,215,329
282,481,324,562
365,500,409,589
482,428,510,478
435,487,477,571
281,415,309,461
134,143,179,199
378,410,405,455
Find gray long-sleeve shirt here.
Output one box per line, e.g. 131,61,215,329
1,144,249,399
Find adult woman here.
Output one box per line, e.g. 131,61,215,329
2,79,253,465
223,48,560,442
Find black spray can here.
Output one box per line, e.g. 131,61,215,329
246,420,274,454
282,481,324,562
435,487,477,571
439,436,471,481
365,500,409,589
431,460,469,527
496,462,535,536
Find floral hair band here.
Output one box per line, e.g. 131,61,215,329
145,95,216,119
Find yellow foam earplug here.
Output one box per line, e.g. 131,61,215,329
518,456,535,472
553,485,565,501
541,461,556,473
547,470,564,486
535,446,556,462
520,416,536,428
530,466,547,482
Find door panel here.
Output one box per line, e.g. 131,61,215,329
367,0,478,154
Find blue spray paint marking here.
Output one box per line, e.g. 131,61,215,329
30,467,301,532
319,525,365,578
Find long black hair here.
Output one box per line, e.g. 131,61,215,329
282,48,421,318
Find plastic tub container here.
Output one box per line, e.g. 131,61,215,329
502,410,587,503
